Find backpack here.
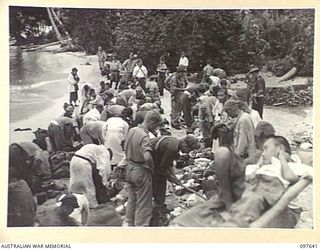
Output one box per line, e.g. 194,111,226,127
9,143,42,194
49,151,74,179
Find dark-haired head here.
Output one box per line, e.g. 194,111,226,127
271,135,291,155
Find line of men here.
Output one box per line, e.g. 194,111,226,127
97,48,190,95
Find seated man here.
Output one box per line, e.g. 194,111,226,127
220,136,299,227
171,125,308,228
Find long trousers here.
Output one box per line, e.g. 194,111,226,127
152,173,167,207
252,97,264,119
180,93,193,128
171,94,183,125
157,73,166,96
125,164,153,226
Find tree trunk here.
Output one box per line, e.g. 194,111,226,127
46,7,63,43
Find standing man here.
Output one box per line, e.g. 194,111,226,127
156,56,168,96
124,111,163,226
133,59,148,91
223,99,256,159
150,135,200,226
169,65,188,130
247,67,266,118
178,51,189,71
109,54,122,89
67,67,80,106
202,60,214,83
96,46,106,71
122,52,136,85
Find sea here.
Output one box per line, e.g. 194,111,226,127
9,46,71,122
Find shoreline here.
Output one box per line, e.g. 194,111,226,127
9,47,102,143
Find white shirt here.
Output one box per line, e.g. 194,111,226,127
246,157,290,188
246,157,313,188
68,193,90,225
133,65,148,78
249,109,262,128
209,75,220,86
83,108,101,124
179,56,189,67
67,73,78,93
103,117,129,136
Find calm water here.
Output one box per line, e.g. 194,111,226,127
10,46,71,122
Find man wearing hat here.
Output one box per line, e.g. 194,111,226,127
67,67,80,107
223,99,256,159
150,135,200,226
169,65,188,130
247,67,266,118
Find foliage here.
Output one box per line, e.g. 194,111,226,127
9,7,315,76
238,9,314,76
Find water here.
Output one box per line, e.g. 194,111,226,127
9,46,72,122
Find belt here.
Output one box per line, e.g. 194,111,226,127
128,159,145,164
74,154,94,164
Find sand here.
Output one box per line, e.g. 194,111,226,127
10,49,105,143
9,48,314,228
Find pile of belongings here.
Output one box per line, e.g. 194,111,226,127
264,84,313,107
166,148,219,221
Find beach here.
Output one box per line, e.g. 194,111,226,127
9,46,314,228
9,46,104,143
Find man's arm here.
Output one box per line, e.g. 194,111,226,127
143,151,155,173
144,67,148,77
132,67,138,77
215,155,234,210
278,150,299,184
141,135,154,172
170,77,185,92
235,119,248,157
122,59,129,69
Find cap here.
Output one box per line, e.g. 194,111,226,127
254,121,276,137
72,67,78,72
248,67,259,74
65,105,74,112
176,65,187,72
184,135,201,150
223,99,240,111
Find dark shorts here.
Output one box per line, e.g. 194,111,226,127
69,91,78,103
110,71,120,82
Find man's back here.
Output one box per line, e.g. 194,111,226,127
125,126,151,169
234,111,256,158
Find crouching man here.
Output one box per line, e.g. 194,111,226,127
150,135,200,226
